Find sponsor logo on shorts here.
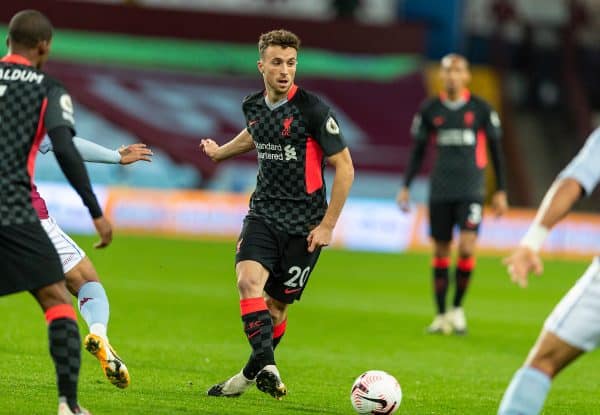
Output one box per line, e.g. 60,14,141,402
79,297,93,308
283,287,302,295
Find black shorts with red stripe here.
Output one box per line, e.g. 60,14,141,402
235,216,321,304
0,221,64,296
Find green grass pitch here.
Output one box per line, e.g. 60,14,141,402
1,234,599,414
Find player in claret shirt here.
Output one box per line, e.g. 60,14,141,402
201,29,354,400
397,54,508,335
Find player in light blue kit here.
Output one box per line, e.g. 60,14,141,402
39,135,152,389
498,128,600,415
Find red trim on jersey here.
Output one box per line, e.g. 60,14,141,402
475,129,488,169
432,257,451,268
1,54,33,66
287,84,298,100
30,98,50,219
28,98,48,180
457,257,476,272
45,304,77,324
440,89,470,102
273,319,287,339
305,137,324,194
240,297,268,316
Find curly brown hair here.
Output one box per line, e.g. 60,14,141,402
258,29,301,57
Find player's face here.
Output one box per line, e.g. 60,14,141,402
440,58,470,96
258,46,297,100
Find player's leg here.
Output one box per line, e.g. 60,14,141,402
448,201,482,334
427,201,453,334
208,217,279,398
1,222,89,414
41,217,129,388
31,282,90,415
498,332,583,415
498,258,600,414
266,295,288,349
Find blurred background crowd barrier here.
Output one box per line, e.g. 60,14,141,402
3,0,599,253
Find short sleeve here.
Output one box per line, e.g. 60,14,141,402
558,128,600,195
310,106,347,157
45,83,76,134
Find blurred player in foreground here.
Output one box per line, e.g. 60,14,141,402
398,54,508,334
499,129,600,414
0,10,109,415
201,29,354,399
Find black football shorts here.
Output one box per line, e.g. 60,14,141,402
235,216,321,304
429,199,483,242
0,221,64,296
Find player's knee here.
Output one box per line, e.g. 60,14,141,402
65,261,99,295
236,275,263,298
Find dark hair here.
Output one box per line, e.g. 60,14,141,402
258,29,300,56
9,10,53,49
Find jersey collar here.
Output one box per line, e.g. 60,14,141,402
1,54,33,66
287,84,298,100
439,89,471,102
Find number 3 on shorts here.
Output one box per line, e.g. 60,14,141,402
284,266,311,288
468,203,482,225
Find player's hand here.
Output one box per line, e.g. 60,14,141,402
492,190,508,217
200,138,220,162
93,216,113,249
118,143,153,165
118,143,154,164
396,188,410,212
307,223,333,253
503,246,543,288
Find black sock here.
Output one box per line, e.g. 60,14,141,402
240,298,274,379
453,257,475,307
433,257,450,314
243,318,286,379
48,318,81,409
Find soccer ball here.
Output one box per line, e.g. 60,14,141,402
350,370,402,414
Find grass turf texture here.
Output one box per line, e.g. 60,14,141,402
1,234,598,414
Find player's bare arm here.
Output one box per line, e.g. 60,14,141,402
307,148,354,253
200,128,255,162
504,178,583,287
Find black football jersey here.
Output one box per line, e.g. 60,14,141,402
407,91,504,201
0,55,76,226
242,85,347,235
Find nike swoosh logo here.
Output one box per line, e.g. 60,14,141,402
361,395,387,407
284,288,302,294
247,329,261,339
249,120,259,126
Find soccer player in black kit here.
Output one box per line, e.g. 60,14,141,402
397,54,508,335
201,29,354,399
0,10,112,415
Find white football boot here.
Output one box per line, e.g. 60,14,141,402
448,307,467,335
207,370,256,397
57,400,91,415
426,313,452,335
